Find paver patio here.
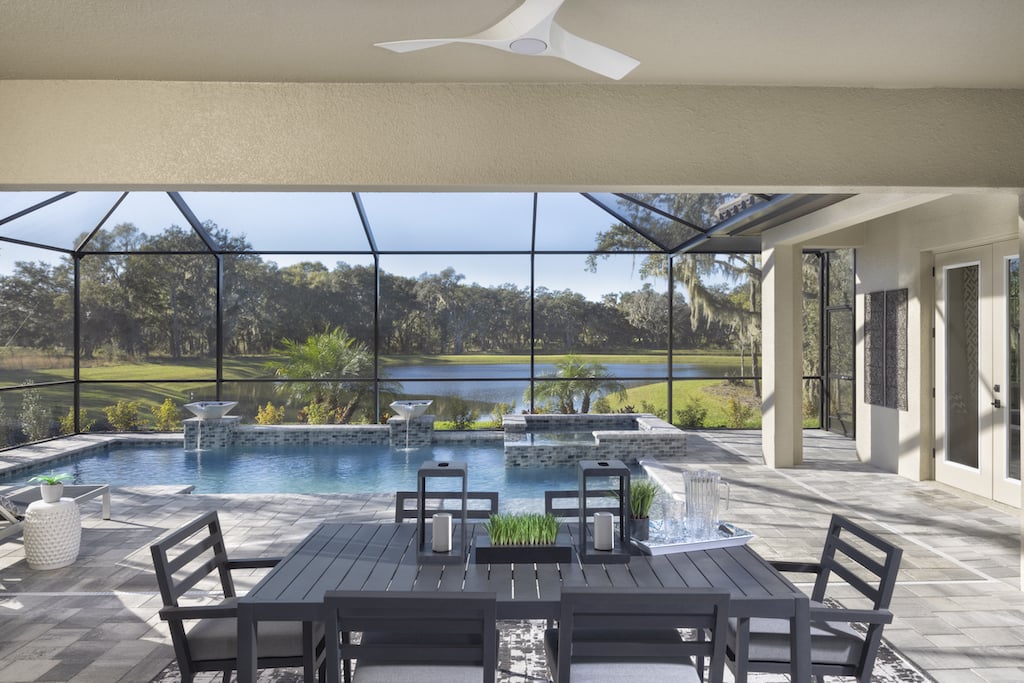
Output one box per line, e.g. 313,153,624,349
1,429,1022,682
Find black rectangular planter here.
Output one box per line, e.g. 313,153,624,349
473,532,573,564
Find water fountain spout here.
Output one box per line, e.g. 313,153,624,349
184,401,238,450
389,400,433,449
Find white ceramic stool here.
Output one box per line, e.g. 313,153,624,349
24,498,81,570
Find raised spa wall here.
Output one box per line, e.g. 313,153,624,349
502,414,686,467
182,413,685,467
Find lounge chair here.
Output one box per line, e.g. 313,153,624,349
0,502,24,543
6,484,111,520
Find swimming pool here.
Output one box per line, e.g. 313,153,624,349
4,442,641,510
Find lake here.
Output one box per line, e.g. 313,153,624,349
385,361,729,405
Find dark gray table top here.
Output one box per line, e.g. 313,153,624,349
242,521,806,621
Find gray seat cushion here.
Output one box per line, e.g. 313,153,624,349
186,598,307,662
353,662,485,683
543,627,701,683
728,601,863,667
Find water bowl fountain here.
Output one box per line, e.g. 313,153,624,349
390,400,433,449
184,401,238,419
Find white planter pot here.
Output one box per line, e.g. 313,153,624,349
40,483,63,503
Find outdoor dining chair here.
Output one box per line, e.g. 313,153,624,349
149,510,325,683
545,586,731,683
323,590,498,683
726,513,904,683
393,490,499,523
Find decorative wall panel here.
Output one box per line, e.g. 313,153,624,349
865,288,908,410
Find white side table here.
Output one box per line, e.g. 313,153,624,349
23,498,81,570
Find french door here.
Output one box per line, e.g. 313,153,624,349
934,241,1020,506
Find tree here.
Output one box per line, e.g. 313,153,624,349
527,355,627,413
270,327,395,423
587,194,764,395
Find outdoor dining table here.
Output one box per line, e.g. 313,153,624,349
237,521,811,683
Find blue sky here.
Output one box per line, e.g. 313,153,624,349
0,191,668,301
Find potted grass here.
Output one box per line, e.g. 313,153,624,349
474,512,572,564
627,479,660,541
29,471,72,503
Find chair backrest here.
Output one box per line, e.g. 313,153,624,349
557,587,730,683
543,489,620,520
813,513,903,610
325,591,497,677
394,490,499,523
149,510,236,608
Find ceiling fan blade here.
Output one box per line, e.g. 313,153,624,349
547,23,639,80
374,38,458,54
472,0,563,42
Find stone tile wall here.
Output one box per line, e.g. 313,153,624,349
502,413,685,467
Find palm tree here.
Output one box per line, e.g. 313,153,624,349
270,327,394,423
527,355,627,413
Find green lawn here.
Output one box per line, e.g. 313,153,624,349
2,350,801,431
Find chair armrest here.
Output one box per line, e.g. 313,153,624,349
226,557,282,569
809,605,894,625
159,603,238,622
770,560,823,575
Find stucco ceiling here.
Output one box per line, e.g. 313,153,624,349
2,0,1023,88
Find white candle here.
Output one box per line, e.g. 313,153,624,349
593,511,614,551
432,512,453,552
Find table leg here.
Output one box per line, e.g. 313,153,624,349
789,594,811,683
237,603,257,683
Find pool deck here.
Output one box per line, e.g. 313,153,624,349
1,429,1023,682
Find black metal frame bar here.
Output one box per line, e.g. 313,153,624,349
0,191,840,439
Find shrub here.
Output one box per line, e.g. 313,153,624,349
488,402,513,429
591,397,611,413
256,402,286,425
302,401,333,425
104,400,146,431
59,407,96,435
0,396,9,446
19,387,52,441
640,400,669,421
725,396,756,428
676,396,708,429
151,399,182,431
448,396,478,430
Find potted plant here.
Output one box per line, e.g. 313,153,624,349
628,479,660,541
29,471,72,503
474,512,572,564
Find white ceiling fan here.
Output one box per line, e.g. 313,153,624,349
374,0,640,80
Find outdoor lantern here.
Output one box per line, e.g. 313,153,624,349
577,459,631,564
416,460,468,564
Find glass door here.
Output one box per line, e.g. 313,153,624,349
934,241,1020,506
992,242,1020,506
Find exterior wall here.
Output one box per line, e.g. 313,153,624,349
853,194,1020,478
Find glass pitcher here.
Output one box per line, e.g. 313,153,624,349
683,470,730,540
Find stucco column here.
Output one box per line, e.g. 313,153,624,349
761,240,803,468
1019,194,1024,590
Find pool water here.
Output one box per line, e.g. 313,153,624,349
5,442,640,511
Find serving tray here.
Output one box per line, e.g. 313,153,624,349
631,521,754,556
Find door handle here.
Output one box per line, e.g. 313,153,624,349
992,399,1002,408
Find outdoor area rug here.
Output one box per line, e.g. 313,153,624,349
153,617,933,682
